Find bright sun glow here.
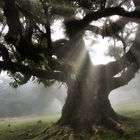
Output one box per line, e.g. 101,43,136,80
51,20,114,66
84,34,114,65
90,39,114,65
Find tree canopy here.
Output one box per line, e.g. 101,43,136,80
0,0,140,88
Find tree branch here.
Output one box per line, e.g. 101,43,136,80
105,49,137,77
0,61,65,82
0,43,11,62
65,6,140,36
105,24,140,77
111,63,139,90
84,6,140,21
87,18,128,37
85,0,140,38
3,0,22,42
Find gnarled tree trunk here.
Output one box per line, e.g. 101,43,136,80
56,36,120,132
58,61,118,132
57,32,139,133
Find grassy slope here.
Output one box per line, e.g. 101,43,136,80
0,106,140,140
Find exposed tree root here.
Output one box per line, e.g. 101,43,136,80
32,124,75,140
31,117,137,140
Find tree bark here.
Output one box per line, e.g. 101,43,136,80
56,29,140,132
58,61,118,131
56,36,119,131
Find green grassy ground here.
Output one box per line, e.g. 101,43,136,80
0,107,139,140
0,115,60,140
114,102,140,119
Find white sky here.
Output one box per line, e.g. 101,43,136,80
51,19,65,41
84,35,114,65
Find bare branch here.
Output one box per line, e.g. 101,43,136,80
111,63,139,90
65,6,140,36
40,0,53,57
105,49,137,77
85,18,127,37
105,24,140,77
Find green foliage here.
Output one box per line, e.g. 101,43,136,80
9,73,30,88
38,53,51,70
36,78,55,87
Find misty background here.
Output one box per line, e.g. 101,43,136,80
0,70,140,118
0,72,67,117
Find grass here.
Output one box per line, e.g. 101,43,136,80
0,115,60,140
114,102,140,119
0,105,139,140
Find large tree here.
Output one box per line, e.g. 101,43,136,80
0,0,140,139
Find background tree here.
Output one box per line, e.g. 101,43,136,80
0,0,140,139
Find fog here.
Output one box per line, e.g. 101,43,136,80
109,70,140,110
0,73,67,117
0,70,140,118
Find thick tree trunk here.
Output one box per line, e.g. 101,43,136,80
58,61,118,132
